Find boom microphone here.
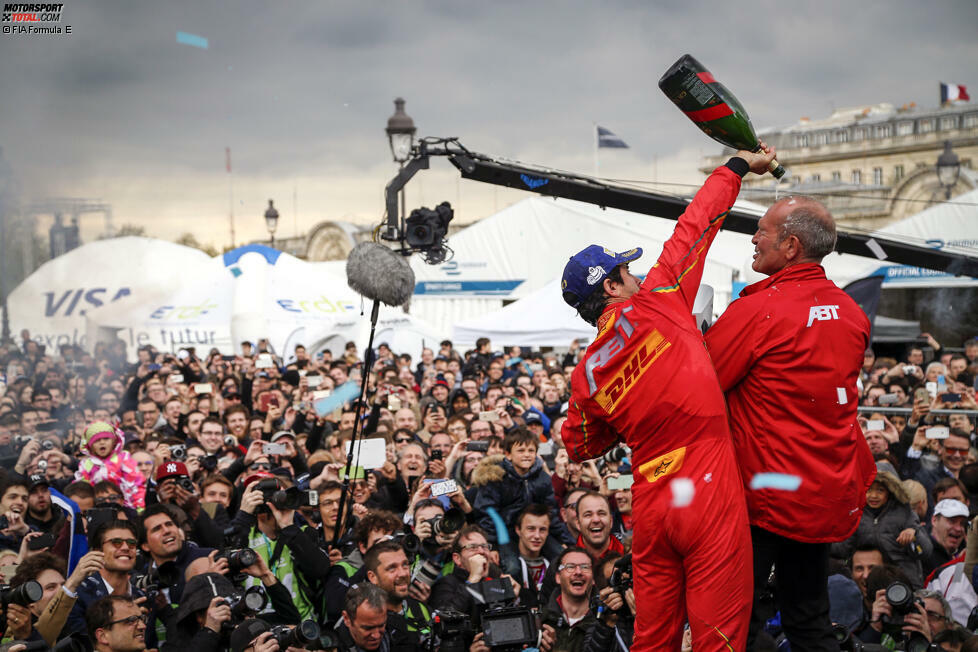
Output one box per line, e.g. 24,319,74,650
346,242,415,307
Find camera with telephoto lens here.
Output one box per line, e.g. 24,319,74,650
391,530,421,557
0,580,42,606
269,620,320,650
411,560,442,588
217,548,258,575
254,478,318,511
602,446,627,467
428,609,473,652
223,586,268,621
170,444,187,462
881,581,930,652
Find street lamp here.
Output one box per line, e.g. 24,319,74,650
936,140,961,200
386,98,416,164
264,199,279,248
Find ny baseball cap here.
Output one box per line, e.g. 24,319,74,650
934,498,969,519
156,461,189,482
561,245,642,309
28,473,49,490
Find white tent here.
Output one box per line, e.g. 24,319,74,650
410,195,760,335
8,237,210,352
85,244,441,362
738,188,978,290
452,279,593,347
446,191,978,348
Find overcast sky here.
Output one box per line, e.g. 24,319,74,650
1,0,976,250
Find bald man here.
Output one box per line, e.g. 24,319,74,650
705,197,875,651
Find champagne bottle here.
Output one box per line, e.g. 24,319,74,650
658,54,787,179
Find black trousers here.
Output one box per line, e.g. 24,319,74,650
747,526,840,652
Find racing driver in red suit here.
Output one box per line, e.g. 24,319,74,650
560,145,777,651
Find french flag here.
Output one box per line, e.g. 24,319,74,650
940,82,970,104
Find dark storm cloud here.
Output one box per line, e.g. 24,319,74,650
0,0,975,242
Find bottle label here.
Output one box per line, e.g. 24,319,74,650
684,104,734,123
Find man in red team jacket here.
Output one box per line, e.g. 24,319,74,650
704,197,876,650
561,145,776,651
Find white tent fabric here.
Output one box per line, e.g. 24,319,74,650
446,191,978,347
83,244,441,362
411,195,758,335
8,237,210,352
452,279,593,348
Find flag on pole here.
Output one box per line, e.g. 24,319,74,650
940,83,970,104
50,487,86,574
597,126,629,148
225,147,232,173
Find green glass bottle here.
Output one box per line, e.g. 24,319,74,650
658,54,787,179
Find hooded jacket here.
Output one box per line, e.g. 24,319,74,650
832,470,932,587
74,422,146,509
472,455,573,545
161,572,233,652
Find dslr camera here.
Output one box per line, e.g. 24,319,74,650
269,620,321,650
254,478,318,511
0,581,42,607
881,581,930,652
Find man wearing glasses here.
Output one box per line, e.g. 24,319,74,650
87,595,147,652
537,548,594,652
65,520,142,635
430,524,519,628
906,429,972,497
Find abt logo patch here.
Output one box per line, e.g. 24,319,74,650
806,304,840,327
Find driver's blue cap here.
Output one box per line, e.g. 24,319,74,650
561,245,642,309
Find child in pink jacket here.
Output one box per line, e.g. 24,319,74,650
74,421,146,509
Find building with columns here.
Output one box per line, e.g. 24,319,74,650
700,102,978,231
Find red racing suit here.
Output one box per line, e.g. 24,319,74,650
562,163,752,652
704,263,875,543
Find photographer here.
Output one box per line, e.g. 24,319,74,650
410,497,458,574
7,549,103,646
866,585,954,646
152,461,224,548
191,544,301,627
322,509,402,625
430,525,519,625
583,554,634,652
231,475,330,622
161,572,236,652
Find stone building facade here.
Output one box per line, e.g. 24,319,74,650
700,102,978,231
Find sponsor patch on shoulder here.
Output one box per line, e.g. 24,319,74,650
637,446,686,483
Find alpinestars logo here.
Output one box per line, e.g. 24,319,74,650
2,3,64,21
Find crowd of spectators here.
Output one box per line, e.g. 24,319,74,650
0,329,976,651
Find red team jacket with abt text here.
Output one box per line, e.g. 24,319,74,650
704,263,876,543
561,165,742,477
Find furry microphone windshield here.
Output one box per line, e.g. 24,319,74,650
346,242,415,307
